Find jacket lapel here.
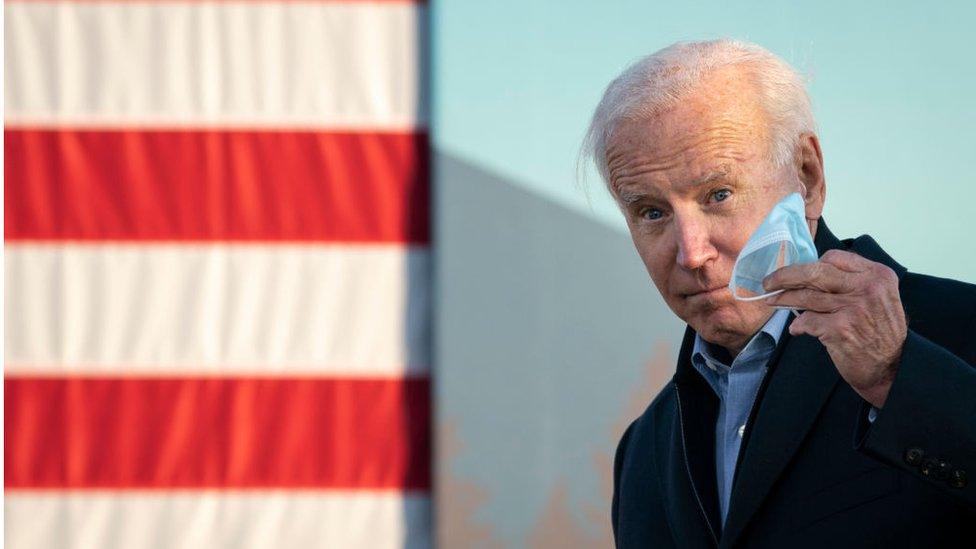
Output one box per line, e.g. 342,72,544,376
718,331,840,547
718,220,849,548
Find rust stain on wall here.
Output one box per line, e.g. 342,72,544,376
528,341,676,549
436,420,506,549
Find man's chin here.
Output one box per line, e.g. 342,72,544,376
687,302,749,341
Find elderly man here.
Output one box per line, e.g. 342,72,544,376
584,40,976,548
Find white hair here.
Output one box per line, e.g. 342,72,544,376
581,39,816,190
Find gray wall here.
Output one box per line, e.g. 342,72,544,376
434,153,685,548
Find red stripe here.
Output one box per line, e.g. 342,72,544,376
5,129,429,243
5,376,430,490
7,1,424,4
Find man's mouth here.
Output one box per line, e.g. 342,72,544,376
683,286,729,299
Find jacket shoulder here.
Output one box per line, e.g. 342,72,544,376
617,380,677,457
900,272,976,352
645,379,677,420
612,380,679,546
846,230,976,350
613,380,677,509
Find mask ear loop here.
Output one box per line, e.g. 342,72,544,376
731,287,800,318
732,288,785,301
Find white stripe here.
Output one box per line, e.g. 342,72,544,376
5,244,430,376
5,491,431,549
5,1,427,129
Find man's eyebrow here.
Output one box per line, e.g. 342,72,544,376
616,188,652,205
688,168,732,188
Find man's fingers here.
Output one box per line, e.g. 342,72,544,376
788,310,829,338
819,249,872,273
762,260,854,293
767,288,844,313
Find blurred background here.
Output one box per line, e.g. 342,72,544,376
6,1,976,548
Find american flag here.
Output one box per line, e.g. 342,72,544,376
5,1,431,547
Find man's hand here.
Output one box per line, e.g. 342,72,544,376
763,249,907,409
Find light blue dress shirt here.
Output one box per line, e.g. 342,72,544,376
691,309,879,526
690,309,791,526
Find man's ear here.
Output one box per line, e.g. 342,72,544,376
796,132,826,221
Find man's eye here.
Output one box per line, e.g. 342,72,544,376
640,208,663,221
712,189,732,202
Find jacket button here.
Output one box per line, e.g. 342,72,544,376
935,460,952,480
904,447,925,466
951,470,967,489
920,458,939,477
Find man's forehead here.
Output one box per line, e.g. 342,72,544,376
609,104,765,155
613,165,735,204
606,70,769,163
605,99,767,196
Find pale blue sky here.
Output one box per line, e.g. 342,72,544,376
434,0,976,282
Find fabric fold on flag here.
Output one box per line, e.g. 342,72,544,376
5,0,431,547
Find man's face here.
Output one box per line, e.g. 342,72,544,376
605,68,800,352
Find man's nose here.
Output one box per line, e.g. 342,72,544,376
674,217,718,270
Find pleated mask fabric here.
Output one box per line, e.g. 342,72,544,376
729,192,819,301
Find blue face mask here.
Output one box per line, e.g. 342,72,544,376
728,192,818,301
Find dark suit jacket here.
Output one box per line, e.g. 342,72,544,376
612,220,976,548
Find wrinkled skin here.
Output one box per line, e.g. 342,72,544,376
606,65,903,407
605,66,825,354
765,249,906,407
